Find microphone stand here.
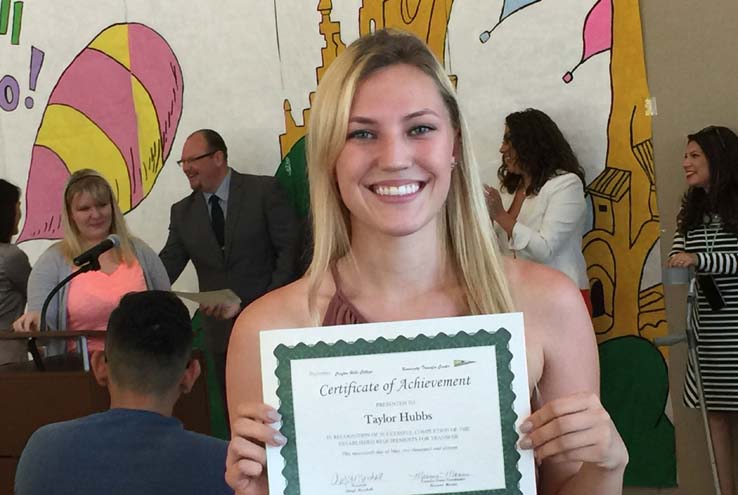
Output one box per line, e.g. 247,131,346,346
655,269,721,495
30,258,101,372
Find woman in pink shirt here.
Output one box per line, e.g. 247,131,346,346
13,169,170,353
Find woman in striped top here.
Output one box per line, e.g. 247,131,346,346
667,125,738,495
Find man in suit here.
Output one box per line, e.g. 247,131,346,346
160,129,301,413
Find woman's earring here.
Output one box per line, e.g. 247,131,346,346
451,157,458,170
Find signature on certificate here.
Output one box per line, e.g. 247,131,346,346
411,470,471,485
330,471,384,487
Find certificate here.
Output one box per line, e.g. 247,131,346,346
260,313,535,495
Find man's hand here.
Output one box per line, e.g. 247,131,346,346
200,302,242,320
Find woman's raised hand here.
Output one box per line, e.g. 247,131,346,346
484,184,504,220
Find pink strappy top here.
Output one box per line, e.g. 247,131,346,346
321,265,368,326
67,259,146,351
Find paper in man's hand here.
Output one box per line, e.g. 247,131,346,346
173,289,241,307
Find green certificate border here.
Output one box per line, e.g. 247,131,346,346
273,328,522,495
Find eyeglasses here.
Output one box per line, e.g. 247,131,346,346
177,150,216,167
701,126,726,150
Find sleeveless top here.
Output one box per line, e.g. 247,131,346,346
322,265,368,325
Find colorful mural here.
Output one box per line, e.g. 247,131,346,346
479,0,542,43
17,23,183,241
1,0,675,486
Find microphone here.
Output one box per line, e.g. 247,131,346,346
73,234,120,267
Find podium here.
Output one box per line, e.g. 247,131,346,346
0,330,212,493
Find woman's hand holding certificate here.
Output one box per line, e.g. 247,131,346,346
519,392,627,469
226,403,285,495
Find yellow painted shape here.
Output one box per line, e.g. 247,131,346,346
88,24,131,70
583,0,669,348
131,75,163,195
282,0,455,159
35,104,131,211
359,0,453,62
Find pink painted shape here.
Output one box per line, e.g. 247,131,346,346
128,23,183,161
48,47,142,203
582,0,612,61
17,146,70,242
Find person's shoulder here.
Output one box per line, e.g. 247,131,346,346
0,242,28,260
180,428,229,451
26,414,93,447
504,257,583,316
129,236,148,250
174,431,232,494
504,256,593,348
235,277,322,333
34,242,65,266
170,190,199,211
129,236,157,256
546,171,583,188
233,170,280,187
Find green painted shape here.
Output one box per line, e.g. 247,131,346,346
10,0,21,45
191,310,229,440
275,135,310,218
273,328,521,495
599,336,677,487
0,0,10,34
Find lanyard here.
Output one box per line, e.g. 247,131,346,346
702,216,720,254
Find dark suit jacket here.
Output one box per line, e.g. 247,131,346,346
160,169,301,352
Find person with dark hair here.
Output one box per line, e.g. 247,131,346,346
160,128,302,413
0,179,30,364
484,108,591,312
666,125,738,495
13,170,170,355
14,290,232,495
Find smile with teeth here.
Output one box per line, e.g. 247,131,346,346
372,183,421,197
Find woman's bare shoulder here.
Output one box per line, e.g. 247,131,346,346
503,257,591,337
504,257,576,299
233,275,334,333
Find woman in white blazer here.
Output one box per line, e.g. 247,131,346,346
485,108,591,313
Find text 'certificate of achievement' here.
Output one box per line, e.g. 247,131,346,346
260,313,535,495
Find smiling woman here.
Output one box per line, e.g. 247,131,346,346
334,63,456,239
12,169,170,353
225,29,627,495
667,125,738,495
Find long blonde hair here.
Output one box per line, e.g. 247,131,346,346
306,29,514,321
60,169,135,265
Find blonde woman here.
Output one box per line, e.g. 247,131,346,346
13,169,169,353
225,29,627,494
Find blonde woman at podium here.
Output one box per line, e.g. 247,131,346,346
13,169,169,354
